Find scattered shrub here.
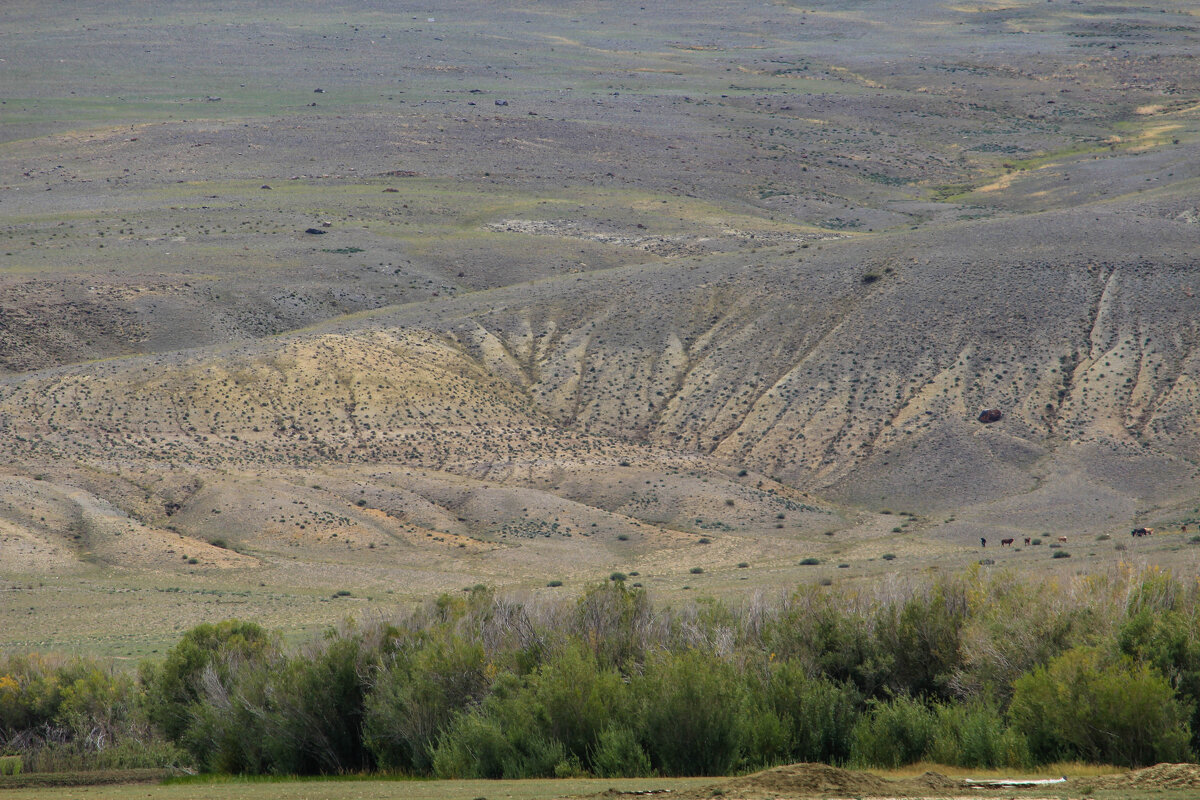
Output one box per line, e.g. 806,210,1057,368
799,558,820,566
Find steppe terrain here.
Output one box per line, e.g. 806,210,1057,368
2,0,1200,656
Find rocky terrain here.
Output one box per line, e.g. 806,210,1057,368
1,0,1199,656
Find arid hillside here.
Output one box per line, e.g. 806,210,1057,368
1,0,1199,655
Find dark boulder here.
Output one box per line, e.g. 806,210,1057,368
978,408,1002,424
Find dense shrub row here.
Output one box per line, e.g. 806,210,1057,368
4,565,1200,775
0,653,183,772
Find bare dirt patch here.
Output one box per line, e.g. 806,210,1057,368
1086,762,1200,791
484,219,838,258
673,763,969,799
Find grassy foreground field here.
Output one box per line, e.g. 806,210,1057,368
0,775,711,800
0,765,1187,800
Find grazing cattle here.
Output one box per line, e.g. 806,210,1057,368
1024,537,1031,546
1001,538,1014,547
980,537,986,548
1132,527,1154,537
1057,536,1068,543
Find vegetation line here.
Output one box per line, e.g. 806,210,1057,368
2,566,1199,778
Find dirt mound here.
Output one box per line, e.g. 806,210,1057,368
1088,763,1200,790
712,763,893,797
909,771,962,790
688,764,969,799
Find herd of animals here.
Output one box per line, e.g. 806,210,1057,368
978,526,1184,547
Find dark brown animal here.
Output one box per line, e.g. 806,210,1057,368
978,408,1003,424
1132,527,1154,537
1001,538,1014,547
1024,537,1031,546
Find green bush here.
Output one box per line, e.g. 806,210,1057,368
591,726,651,778
23,737,185,772
1010,646,1192,767
430,644,635,779
0,755,21,776
140,619,275,742
754,659,860,765
533,644,633,767
850,695,935,768
636,650,750,775
432,673,565,779
573,582,650,668
256,633,378,774
873,585,967,700
1119,608,1200,754
365,635,488,773
927,702,1029,768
